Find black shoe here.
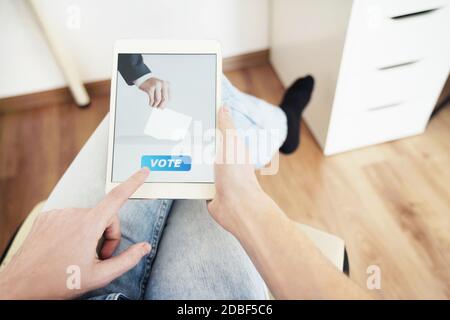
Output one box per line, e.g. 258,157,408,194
279,75,315,154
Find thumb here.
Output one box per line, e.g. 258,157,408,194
94,242,151,287
218,106,235,133
217,106,239,157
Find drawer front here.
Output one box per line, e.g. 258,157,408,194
366,0,450,18
325,97,432,154
349,0,450,68
335,55,450,113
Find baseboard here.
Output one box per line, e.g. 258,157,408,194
223,49,270,72
0,49,270,113
0,81,110,113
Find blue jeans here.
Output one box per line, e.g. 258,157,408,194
84,76,287,300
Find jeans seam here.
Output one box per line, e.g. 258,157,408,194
138,200,171,299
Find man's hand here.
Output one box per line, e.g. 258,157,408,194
207,107,266,235
138,77,169,108
0,168,151,300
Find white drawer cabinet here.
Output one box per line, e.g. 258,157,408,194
270,0,450,155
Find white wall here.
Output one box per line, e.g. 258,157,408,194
0,0,269,98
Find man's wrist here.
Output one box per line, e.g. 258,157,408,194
134,73,153,88
231,189,279,239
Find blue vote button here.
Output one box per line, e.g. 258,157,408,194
141,155,191,171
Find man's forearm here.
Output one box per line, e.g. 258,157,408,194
118,54,151,85
231,191,370,299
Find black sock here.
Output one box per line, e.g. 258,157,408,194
279,75,315,154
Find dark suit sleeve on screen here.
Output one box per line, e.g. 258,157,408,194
118,54,151,85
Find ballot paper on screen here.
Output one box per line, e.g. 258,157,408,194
144,108,192,141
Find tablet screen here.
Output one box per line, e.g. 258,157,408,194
112,53,217,183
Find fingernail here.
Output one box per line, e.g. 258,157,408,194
142,243,151,256
140,167,150,175
221,106,230,114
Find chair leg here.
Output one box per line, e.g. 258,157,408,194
343,247,350,276
27,0,91,108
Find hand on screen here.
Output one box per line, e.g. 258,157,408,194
138,78,170,108
0,168,151,300
207,107,264,234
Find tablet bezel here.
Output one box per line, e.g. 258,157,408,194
106,39,221,199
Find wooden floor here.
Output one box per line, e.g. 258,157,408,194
1,64,449,299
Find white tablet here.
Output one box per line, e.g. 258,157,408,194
106,39,221,199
